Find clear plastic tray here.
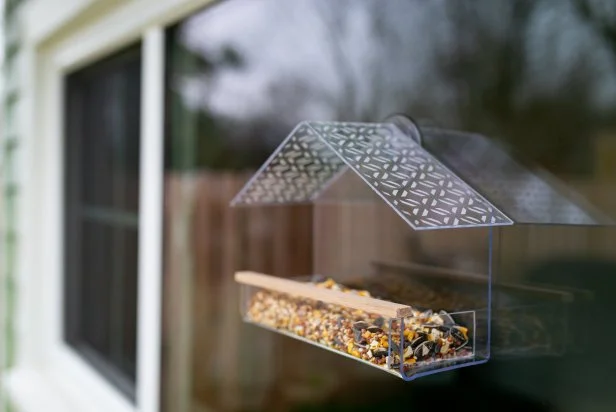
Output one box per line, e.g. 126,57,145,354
237,272,483,380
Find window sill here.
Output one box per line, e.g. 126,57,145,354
5,350,136,412
5,368,73,412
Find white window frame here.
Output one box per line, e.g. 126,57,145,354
5,1,213,411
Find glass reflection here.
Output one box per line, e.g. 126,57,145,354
164,1,616,411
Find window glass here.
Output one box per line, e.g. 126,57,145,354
64,43,142,401
163,1,616,411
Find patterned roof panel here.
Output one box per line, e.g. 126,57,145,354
421,127,612,225
232,121,513,230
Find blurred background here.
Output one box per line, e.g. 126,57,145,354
3,0,616,411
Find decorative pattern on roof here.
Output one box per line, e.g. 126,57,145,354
421,128,611,225
231,122,346,205
232,120,514,230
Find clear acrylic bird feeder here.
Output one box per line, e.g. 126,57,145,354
230,115,610,380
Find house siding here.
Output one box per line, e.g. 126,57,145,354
2,1,25,411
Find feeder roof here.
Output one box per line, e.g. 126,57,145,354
231,120,611,230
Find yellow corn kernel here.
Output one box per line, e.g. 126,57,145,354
351,350,360,357
458,327,468,339
347,341,354,353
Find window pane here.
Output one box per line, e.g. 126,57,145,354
80,52,141,212
120,226,139,378
79,220,113,358
64,43,142,401
162,2,616,412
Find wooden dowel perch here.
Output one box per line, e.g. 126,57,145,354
235,271,414,318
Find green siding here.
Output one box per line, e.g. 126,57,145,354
2,1,24,411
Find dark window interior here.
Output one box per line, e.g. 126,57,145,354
64,43,142,401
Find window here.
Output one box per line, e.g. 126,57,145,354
63,43,142,401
